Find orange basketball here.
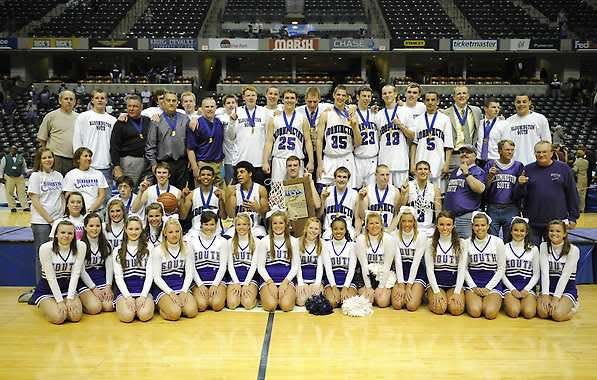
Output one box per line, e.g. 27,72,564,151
157,192,178,214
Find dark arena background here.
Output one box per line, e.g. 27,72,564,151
0,0,596,378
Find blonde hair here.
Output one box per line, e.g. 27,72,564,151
268,211,293,260
105,198,126,233
299,217,323,256
232,213,256,258
180,91,196,102
159,218,187,257
397,209,419,240
242,85,257,95
365,212,384,246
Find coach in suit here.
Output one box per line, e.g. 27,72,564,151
442,86,482,172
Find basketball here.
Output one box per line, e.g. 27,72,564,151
157,192,178,214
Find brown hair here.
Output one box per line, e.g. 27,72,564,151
52,220,78,255
547,220,571,256
33,148,55,172
81,213,111,261
431,211,461,257
105,198,126,233
118,216,149,268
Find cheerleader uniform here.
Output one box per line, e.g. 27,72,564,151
146,225,162,247
395,231,428,287
104,221,125,251
425,237,468,293
465,235,506,296
77,237,113,293
226,236,260,286
32,241,86,305
540,242,580,308
189,232,229,287
322,238,356,288
113,241,153,301
355,233,400,289
150,242,195,304
257,235,300,288
296,239,325,287
502,241,540,295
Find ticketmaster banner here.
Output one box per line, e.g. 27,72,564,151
451,40,498,51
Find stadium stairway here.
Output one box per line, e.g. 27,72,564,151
437,0,479,39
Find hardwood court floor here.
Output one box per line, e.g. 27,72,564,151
0,286,596,380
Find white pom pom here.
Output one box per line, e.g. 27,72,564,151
368,263,396,288
342,295,373,317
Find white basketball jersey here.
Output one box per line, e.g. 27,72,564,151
376,105,414,171
404,102,426,120
236,105,268,167
353,108,379,159
191,186,221,231
322,186,358,233
217,110,239,165
505,111,551,165
413,112,454,178
271,110,306,159
323,107,355,157
407,180,436,233
235,183,263,228
367,184,398,228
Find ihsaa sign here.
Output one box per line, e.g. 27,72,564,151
269,39,320,50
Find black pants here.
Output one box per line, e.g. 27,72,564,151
161,158,190,190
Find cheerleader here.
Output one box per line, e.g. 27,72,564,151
113,216,154,322
502,217,540,319
150,219,198,321
465,211,506,319
78,212,114,314
296,217,328,306
355,212,400,307
257,211,300,312
322,218,357,308
31,221,85,324
387,206,428,311
538,220,580,322
49,191,86,240
425,211,468,316
189,211,229,312
226,213,260,310
104,199,126,250
145,202,164,247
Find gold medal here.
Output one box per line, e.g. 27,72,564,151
171,130,176,137
139,133,144,139
209,137,213,144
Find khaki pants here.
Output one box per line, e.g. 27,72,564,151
5,175,28,209
577,176,588,212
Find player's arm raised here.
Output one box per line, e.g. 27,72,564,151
262,118,275,175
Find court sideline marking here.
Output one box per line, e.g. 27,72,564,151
257,312,275,380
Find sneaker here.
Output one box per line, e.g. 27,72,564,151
23,208,30,212
18,289,33,303
10,208,17,213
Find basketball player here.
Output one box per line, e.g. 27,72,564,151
375,84,415,186
319,167,361,239
232,86,270,184
442,85,482,171
226,161,269,237
262,89,314,181
353,86,379,188
285,156,320,210
359,164,401,231
216,95,239,184
316,85,362,188
506,94,551,165
263,86,284,120
296,87,333,146
181,91,200,118
410,91,454,189
403,82,426,120
132,162,182,215
180,165,226,236
401,160,442,237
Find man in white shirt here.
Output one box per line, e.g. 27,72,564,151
505,94,551,165
403,82,427,120
73,88,116,203
476,97,509,167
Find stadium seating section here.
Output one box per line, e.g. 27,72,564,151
0,0,65,33
31,0,135,38
454,0,558,39
223,0,285,23
128,0,212,38
379,0,462,39
524,0,597,39
304,0,366,24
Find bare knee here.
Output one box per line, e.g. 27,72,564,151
241,295,257,309
551,308,572,322
504,299,521,318
45,310,66,325
227,295,241,310
117,309,135,323
280,298,295,312
83,297,102,315
160,303,182,321
102,301,114,312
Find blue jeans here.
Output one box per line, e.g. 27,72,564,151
99,167,114,208
454,212,473,239
224,164,236,185
487,203,520,243
31,223,52,284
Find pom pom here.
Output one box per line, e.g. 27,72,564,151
305,294,333,315
368,263,396,288
342,295,373,317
